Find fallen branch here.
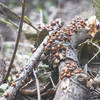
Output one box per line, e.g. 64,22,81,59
2,34,49,100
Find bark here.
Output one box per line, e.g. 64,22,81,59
53,48,89,100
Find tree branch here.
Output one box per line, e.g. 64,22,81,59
0,2,39,32
2,34,49,100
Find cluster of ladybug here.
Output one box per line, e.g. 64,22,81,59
3,17,88,98
49,43,66,68
60,60,82,80
41,17,87,68
39,17,88,79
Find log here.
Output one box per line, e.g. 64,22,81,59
53,47,89,100
42,16,100,100
43,27,89,100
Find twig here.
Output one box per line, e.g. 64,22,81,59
86,41,100,64
0,34,3,53
33,68,41,100
3,0,25,82
0,2,19,20
26,21,39,32
87,50,100,64
49,76,56,89
0,19,18,29
78,40,88,47
40,9,44,27
7,19,19,29
57,0,62,18
79,40,100,64
89,41,100,50
0,2,39,32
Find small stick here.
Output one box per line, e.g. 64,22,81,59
49,76,56,89
86,41,100,64
87,50,100,64
33,68,41,100
3,0,26,82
